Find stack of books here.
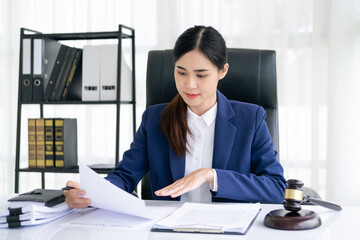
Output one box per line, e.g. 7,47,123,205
28,118,77,169
0,189,74,228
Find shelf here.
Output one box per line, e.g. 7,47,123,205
19,100,135,105
15,24,136,192
19,164,115,175
22,26,134,41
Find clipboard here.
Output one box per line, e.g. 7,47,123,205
151,202,261,235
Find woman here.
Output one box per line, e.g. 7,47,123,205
65,26,286,208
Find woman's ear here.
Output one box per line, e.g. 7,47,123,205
219,63,229,80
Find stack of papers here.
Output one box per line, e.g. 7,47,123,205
0,201,74,228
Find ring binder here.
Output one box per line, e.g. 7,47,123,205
20,38,32,101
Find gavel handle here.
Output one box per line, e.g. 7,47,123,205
303,196,342,211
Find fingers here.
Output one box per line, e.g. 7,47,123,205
63,181,91,209
155,168,214,198
65,180,80,189
155,181,185,198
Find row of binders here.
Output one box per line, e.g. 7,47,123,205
21,37,82,102
0,189,73,228
28,118,77,169
20,36,132,102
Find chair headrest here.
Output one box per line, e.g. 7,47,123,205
146,48,277,108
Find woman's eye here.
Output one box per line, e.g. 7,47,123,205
178,71,186,76
197,74,206,78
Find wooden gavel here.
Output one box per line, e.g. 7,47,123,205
283,179,342,212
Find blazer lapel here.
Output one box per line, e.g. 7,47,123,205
169,146,185,182
212,91,237,169
168,91,236,179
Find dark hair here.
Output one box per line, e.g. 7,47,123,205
161,26,227,157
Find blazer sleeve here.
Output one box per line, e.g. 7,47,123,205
212,106,287,203
104,108,150,193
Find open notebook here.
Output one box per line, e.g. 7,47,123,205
152,202,261,235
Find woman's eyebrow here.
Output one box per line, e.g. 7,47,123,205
176,65,209,72
176,65,186,70
194,69,210,72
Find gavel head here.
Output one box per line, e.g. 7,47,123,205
283,179,304,212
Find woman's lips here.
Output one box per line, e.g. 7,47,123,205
185,93,199,99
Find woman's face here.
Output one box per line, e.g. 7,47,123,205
174,49,228,116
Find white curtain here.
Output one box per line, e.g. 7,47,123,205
1,0,359,206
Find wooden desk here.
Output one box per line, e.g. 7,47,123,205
0,200,357,240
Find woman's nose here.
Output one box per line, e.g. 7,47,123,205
185,75,197,88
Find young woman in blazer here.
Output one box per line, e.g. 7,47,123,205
64,26,286,208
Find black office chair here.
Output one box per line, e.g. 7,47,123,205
142,48,320,201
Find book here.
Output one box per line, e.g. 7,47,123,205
54,118,77,168
152,202,261,235
44,118,55,167
7,189,65,208
28,118,37,168
35,118,46,168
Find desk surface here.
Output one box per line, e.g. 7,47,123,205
0,200,357,240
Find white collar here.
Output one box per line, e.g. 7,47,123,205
187,103,217,127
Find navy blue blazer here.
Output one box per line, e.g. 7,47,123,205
106,91,286,203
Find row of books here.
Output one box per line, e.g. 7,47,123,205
20,37,133,102
28,118,77,168
21,37,82,102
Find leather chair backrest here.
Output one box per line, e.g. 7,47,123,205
146,48,278,151
143,48,279,199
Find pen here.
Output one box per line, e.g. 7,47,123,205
62,186,75,191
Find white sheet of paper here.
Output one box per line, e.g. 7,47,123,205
79,163,149,219
153,202,261,234
64,208,152,229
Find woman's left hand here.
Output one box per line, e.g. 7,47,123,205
154,168,214,198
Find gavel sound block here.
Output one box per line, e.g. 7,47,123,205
264,179,341,230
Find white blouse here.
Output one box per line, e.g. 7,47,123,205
180,103,219,203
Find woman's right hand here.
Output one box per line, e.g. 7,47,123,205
63,180,91,209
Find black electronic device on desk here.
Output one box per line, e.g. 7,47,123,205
8,189,65,208
264,179,342,230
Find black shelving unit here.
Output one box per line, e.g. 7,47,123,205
14,25,136,192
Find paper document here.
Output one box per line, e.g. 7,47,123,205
152,202,261,235
0,205,74,228
79,163,149,219
0,202,71,218
65,208,152,229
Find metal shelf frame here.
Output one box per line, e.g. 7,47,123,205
14,25,136,192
